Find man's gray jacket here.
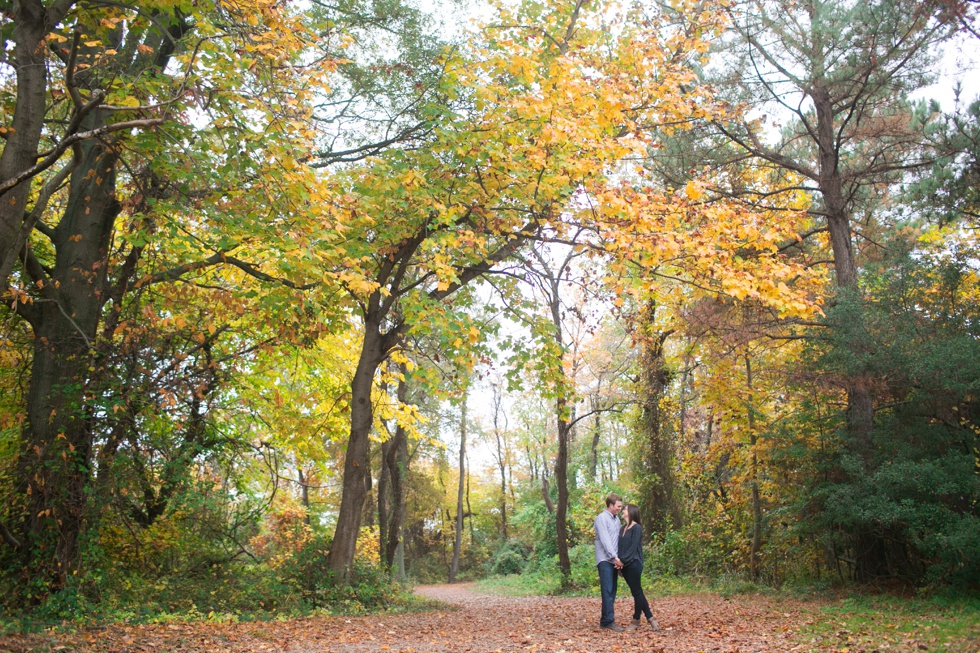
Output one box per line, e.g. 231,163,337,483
594,510,620,564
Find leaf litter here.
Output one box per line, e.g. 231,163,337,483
2,584,976,653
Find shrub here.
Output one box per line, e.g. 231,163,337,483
567,543,600,592
487,540,530,576
490,548,524,576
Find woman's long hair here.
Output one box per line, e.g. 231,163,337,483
625,504,641,527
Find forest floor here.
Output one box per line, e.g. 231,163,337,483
2,583,978,653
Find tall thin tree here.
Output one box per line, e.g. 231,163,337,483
449,397,467,583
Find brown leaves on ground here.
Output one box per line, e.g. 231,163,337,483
0,584,971,653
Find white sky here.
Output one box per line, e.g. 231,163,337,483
919,30,980,109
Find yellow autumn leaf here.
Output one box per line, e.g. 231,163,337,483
685,180,703,200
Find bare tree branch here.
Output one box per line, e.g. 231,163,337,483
0,118,164,198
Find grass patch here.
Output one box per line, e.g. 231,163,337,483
646,574,715,596
388,594,451,614
477,572,563,597
477,572,720,598
795,595,980,653
0,583,445,636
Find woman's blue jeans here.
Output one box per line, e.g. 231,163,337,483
597,560,619,627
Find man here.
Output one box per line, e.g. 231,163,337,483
594,493,624,632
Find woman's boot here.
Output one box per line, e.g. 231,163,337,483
647,617,662,631
626,619,641,631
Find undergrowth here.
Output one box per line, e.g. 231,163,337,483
795,595,980,653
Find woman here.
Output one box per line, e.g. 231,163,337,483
617,504,661,631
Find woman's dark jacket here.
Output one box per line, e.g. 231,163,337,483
618,524,644,568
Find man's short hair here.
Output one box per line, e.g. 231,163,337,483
605,493,621,507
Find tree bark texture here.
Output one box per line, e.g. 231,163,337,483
378,434,390,564
465,450,474,545
379,369,408,571
746,356,763,581
495,431,508,541
329,317,389,580
637,303,681,535
6,10,193,598
16,107,119,594
0,0,74,288
811,85,875,463
492,385,508,541
449,399,466,583
298,467,311,526
555,398,572,581
528,243,579,582
541,475,554,513
589,395,602,483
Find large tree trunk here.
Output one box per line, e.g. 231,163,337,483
465,450,474,545
395,428,408,579
5,11,193,599
379,368,408,571
813,85,875,460
589,394,602,482
449,399,466,583
555,399,572,581
361,460,374,528
382,424,406,571
378,435,390,560
329,319,387,579
637,302,681,535
377,378,390,560
16,110,119,595
812,84,883,580
0,2,72,288
746,356,763,580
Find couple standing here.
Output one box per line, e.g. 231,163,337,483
594,493,662,633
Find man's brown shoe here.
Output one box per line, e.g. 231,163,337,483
601,623,625,633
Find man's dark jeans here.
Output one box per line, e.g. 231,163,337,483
597,560,618,627
621,562,652,620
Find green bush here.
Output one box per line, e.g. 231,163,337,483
923,514,980,588
567,543,599,591
488,540,529,576
490,550,524,576
512,501,558,562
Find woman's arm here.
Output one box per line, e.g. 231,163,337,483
632,525,644,565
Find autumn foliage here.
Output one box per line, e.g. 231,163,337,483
0,0,978,629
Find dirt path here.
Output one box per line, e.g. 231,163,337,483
410,583,803,653
3,584,813,653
